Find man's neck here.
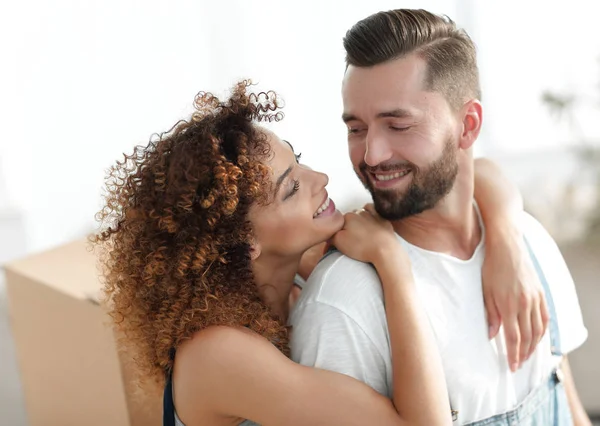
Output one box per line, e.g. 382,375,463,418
392,171,481,260
252,254,301,321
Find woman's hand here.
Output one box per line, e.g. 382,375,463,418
473,157,550,372
483,228,550,372
332,204,406,266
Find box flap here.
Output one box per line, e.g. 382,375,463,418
4,239,102,303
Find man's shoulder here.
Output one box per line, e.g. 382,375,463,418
521,211,552,240
289,251,391,366
519,212,588,352
293,250,385,314
519,211,571,285
520,211,563,260
311,250,377,282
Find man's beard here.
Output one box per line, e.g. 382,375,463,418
358,138,459,221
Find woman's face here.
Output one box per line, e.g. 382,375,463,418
248,129,344,259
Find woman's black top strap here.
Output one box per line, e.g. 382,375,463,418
163,372,176,426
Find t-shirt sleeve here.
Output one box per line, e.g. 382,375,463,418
290,301,390,397
523,213,588,354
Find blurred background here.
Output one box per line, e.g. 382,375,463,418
1,0,598,424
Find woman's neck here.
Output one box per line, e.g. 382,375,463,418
252,254,301,322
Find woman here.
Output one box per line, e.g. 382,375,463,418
93,81,545,425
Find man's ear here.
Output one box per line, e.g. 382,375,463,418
459,99,483,150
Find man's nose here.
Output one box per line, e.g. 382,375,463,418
364,131,393,167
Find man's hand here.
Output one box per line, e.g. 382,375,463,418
482,230,550,371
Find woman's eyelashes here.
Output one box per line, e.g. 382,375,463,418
282,152,301,201
284,179,300,200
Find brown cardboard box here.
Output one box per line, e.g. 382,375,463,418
4,239,161,426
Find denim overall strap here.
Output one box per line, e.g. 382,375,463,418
523,237,562,355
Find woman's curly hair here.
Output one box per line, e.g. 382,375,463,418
91,80,289,392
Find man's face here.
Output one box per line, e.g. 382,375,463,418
342,54,461,220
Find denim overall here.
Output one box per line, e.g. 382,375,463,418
460,238,573,426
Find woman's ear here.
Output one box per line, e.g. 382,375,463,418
249,241,262,261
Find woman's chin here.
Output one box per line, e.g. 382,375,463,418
321,209,345,236
304,209,345,253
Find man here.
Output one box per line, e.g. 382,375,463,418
290,9,590,425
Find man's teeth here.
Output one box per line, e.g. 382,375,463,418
313,198,330,218
375,170,410,181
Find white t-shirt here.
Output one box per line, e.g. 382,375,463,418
289,210,587,425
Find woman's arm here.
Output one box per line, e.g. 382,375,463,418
474,157,550,370
474,157,523,223
175,208,450,426
174,325,449,426
331,206,450,425
371,247,450,425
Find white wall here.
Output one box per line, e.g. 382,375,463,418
1,0,215,256
1,0,599,257
473,0,600,156
0,0,459,256
470,0,600,241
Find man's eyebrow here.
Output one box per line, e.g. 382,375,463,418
342,113,357,123
376,109,413,119
342,109,413,123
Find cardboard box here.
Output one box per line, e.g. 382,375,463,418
4,239,161,426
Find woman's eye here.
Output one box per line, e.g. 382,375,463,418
284,179,300,200
291,179,300,193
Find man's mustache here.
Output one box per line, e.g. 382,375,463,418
359,162,416,174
